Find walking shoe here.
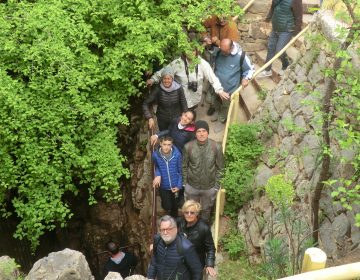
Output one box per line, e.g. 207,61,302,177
207,106,215,116
259,70,272,77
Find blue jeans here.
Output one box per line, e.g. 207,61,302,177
265,31,293,71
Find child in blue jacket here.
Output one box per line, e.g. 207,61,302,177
152,136,183,217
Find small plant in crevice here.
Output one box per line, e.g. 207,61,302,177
222,124,264,216
0,258,24,280
220,228,247,260
262,174,314,278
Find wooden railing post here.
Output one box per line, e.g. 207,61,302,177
301,247,327,273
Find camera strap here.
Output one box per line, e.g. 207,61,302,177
181,56,198,84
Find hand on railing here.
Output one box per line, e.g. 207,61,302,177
152,176,161,188
148,118,155,130
150,134,158,146
218,90,230,101
241,78,250,88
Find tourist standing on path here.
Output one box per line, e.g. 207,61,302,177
260,0,303,77
150,110,196,153
203,15,240,47
177,200,217,278
143,67,187,131
147,215,203,280
146,52,228,110
103,241,137,279
213,39,255,123
152,137,183,218
182,120,224,222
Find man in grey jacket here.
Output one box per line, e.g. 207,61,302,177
182,120,224,222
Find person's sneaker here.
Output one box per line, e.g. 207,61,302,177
207,106,215,116
279,69,285,76
259,70,272,77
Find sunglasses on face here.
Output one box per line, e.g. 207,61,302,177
184,211,197,216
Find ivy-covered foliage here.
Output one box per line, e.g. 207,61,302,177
222,124,264,215
0,0,240,250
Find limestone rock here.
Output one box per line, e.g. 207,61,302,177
332,213,350,241
255,164,273,188
299,134,321,178
308,64,325,86
285,155,299,183
289,90,306,113
319,219,338,259
249,23,268,40
125,275,147,280
105,272,123,280
25,249,94,280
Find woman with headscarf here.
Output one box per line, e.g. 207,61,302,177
143,67,188,131
177,200,217,278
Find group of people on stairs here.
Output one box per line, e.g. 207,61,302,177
103,1,303,278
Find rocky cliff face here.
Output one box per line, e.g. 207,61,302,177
238,11,359,264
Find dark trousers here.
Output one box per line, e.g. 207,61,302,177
265,31,293,71
157,118,171,131
159,188,184,218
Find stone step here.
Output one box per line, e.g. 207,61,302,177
252,64,278,94
240,83,262,117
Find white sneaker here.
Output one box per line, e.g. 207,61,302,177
259,70,272,77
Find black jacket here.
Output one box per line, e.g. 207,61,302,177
143,83,188,125
177,218,216,268
103,251,137,279
157,117,196,152
147,234,202,280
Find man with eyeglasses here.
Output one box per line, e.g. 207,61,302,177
147,215,202,280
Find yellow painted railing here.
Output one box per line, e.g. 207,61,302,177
213,24,311,251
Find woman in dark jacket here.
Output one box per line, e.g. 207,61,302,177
143,67,188,131
177,200,217,278
150,110,196,153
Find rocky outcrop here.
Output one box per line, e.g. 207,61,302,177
25,249,94,280
240,11,360,263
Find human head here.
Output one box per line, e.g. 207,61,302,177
159,136,173,154
106,241,120,256
220,38,233,56
161,67,174,88
180,110,196,126
182,200,201,223
195,120,209,143
159,215,178,244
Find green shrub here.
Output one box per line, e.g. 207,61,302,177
221,229,247,260
222,124,263,215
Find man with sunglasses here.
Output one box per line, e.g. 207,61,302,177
147,215,202,280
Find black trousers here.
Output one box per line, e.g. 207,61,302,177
159,188,184,218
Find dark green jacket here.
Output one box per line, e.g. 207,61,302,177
266,0,303,34
182,139,224,190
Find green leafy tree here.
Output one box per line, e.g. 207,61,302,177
0,0,240,250
311,0,360,243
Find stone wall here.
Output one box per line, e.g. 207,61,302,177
238,11,359,265
237,0,271,53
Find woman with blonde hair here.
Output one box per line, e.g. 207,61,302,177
177,200,216,278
